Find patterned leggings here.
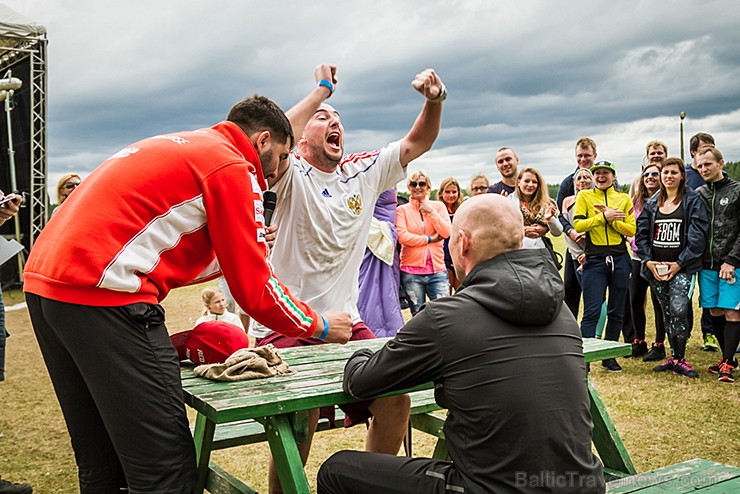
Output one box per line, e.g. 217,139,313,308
648,273,693,360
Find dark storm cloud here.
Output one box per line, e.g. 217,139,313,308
5,0,740,192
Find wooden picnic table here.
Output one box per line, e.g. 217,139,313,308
606,458,740,493
182,337,632,494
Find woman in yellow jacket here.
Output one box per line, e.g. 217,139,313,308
573,161,636,372
396,170,451,314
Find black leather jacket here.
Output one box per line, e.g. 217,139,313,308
697,177,740,269
343,250,604,494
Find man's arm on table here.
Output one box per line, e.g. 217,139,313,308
343,308,444,399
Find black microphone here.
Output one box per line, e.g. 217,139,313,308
263,190,277,227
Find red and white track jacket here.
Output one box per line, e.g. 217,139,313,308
24,121,319,337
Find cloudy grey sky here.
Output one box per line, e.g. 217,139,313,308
5,0,740,196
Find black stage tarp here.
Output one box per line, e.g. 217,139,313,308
0,55,32,286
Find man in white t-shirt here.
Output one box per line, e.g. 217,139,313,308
253,64,446,493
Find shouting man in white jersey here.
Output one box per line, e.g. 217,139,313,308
252,64,446,493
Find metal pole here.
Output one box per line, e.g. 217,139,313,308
680,111,686,162
3,90,25,282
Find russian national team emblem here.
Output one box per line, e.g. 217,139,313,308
345,193,363,217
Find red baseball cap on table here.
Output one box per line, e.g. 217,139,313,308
170,320,251,364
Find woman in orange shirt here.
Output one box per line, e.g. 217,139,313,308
396,171,451,314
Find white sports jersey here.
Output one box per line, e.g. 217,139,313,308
251,141,405,338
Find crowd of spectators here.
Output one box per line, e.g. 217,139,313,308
9,60,738,493
359,132,738,383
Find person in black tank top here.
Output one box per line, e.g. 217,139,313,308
636,158,709,378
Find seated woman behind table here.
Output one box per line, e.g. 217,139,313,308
396,170,451,315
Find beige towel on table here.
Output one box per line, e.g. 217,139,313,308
193,344,294,381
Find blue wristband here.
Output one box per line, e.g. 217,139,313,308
427,236,432,243
318,315,330,340
318,79,334,97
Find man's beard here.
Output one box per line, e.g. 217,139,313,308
303,140,341,170
259,148,273,170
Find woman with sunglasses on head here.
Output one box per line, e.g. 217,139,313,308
396,171,451,315
636,158,709,377
51,173,82,217
437,177,463,292
629,142,668,359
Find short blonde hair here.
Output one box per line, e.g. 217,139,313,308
698,146,723,162
407,170,432,192
645,140,667,156
575,137,597,154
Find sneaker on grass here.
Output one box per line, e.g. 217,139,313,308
0,478,33,494
653,356,675,373
601,358,622,372
631,339,648,358
672,359,699,378
643,342,666,362
703,333,720,352
718,361,735,383
708,357,739,374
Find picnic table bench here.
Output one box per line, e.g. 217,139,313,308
182,337,633,494
605,458,740,493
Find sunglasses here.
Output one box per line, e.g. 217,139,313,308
471,186,488,192
409,181,427,188
63,181,81,190
642,171,659,178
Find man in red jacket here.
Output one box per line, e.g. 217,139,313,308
24,83,352,493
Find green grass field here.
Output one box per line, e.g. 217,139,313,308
1,237,737,492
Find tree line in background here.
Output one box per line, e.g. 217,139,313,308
399,161,740,202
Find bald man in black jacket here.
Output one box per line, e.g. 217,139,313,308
318,194,605,494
